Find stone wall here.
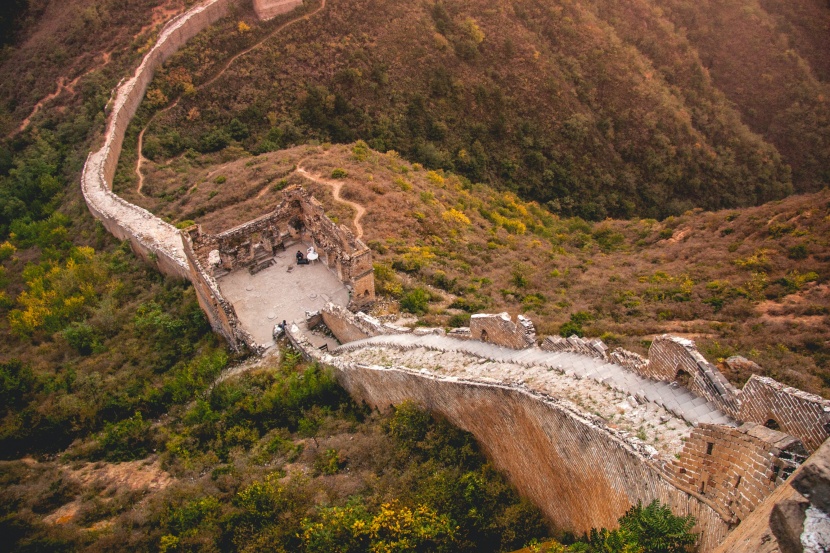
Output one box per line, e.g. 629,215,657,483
320,302,411,344
609,347,649,373
253,0,303,20
714,438,830,553
647,335,741,417
181,229,261,352
666,423,807,523
81,0,239,282
469,313,536,349
320,303,371,344
286,345,732,550
739,375,830,453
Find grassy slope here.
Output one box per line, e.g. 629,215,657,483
129,142,830,397
129,0,828,220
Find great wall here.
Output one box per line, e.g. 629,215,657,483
79,0,830,550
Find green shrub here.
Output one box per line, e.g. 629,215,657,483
448,313,471,327
62,321,102,355
331,168,348,179
788,244,808,260
98,412,152,462
559,321,583,338
314,448,343,475
400,288,430,315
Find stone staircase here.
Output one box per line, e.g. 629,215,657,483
334,333,736,427
247,247,277,275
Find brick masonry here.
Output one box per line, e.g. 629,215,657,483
647,335,741,417
469,312,536,349
739,375,830,453
666,423,807,523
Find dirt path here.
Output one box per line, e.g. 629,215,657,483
15,51,114,135
135,0,328,194
296,165,365,239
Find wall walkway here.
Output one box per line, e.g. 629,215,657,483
335,334,735,427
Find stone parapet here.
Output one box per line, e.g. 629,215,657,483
469,312,536,349
648,335,741,417
739,375,830,453
541,335,609,360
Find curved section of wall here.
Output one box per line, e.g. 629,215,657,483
80,0,237,280
332,361,731,552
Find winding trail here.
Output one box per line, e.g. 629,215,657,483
15,52,112,136
135,0,328,195
296,165,366,239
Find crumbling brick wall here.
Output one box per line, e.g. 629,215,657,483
738,375,830,453
648,335,741,417
320,302,409,344
541,335,608,360
190,186,375,310
469,313,536,349
666,423,807,523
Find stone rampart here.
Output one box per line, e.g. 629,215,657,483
181,228,262,352
81,0,238,281
469,312,536,349
283,324,730,551
739,375,830,453
320,302,411,344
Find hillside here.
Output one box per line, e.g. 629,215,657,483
122,142,830,397
0,0,828,551
125,0,830,220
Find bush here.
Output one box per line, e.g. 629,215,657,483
331,168,348,179
62,321,102,355
559,321,583,338
98,412,152,462
400,288,430,315
788,244,808,260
